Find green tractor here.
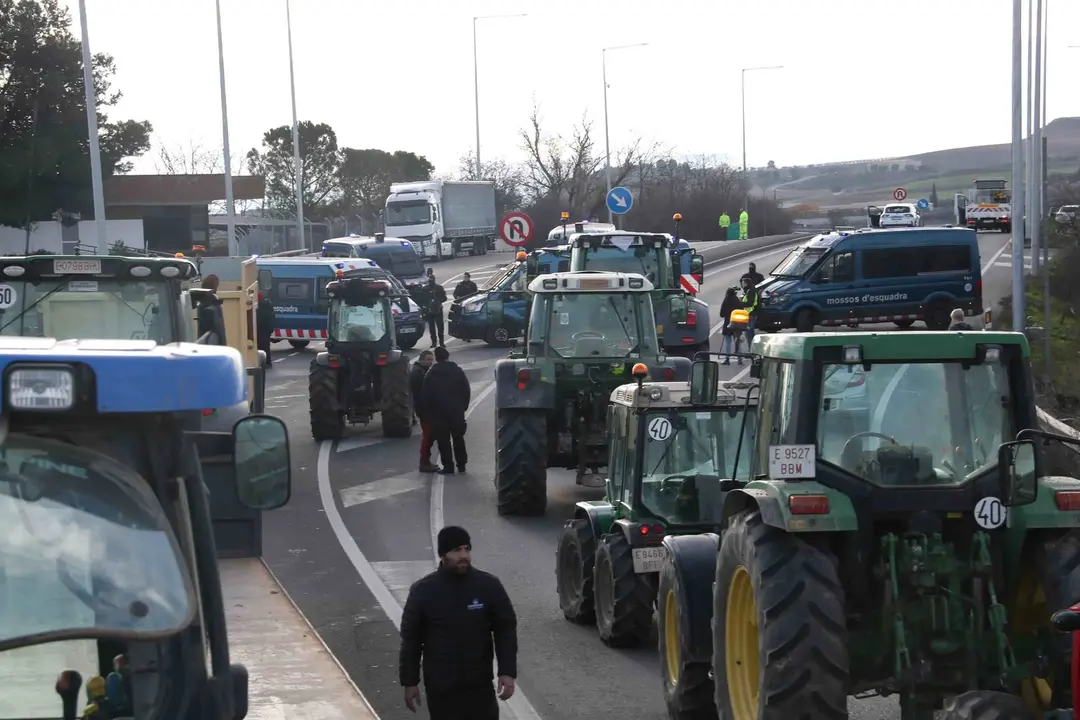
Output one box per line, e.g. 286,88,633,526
493,271,691,516
655,331,1080,720
554,363,759,655
308,275,413,441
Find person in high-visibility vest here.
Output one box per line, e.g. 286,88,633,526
718,212,731,240
738,209,749,240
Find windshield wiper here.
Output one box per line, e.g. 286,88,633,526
0,283,66,334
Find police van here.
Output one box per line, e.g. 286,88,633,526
755,227,983,332
320,233,428,294
256,257,425,350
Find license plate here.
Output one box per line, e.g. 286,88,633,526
399,327,417,334
632,546,667,574
54,259,101,274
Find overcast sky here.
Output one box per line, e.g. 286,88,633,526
63,0,1080,176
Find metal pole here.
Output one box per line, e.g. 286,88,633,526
1025,0,1034,269
473,17,481,178
740,69,747,210
285,0,305,250
603,49,612,225
77,0,107,251
1010,0,1026,330
1042,1,1052,381
1031,0,1044,275
214,0,238,256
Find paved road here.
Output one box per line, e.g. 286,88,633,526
259,229,1023,720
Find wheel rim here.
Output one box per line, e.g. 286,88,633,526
725,566,760,720
664,589,680,686
494,327,509,342
1011,570,1054,710
596,552,614,627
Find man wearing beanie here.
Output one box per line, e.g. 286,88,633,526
399,525,518,718
417,346,471,474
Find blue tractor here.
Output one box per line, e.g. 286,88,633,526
0,341,291,719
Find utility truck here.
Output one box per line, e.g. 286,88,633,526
957,178,1012,232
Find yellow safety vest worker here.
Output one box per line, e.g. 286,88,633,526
718,213,731,228
739,211,749,226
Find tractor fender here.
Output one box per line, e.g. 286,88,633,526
654,356,692,382
495,357,556,410
573,500,615,541
661,533,720,663
689,298,712,345
721,481,858,533
314,351,332,367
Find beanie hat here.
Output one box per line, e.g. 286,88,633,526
437,525,471,556
434,346,450,362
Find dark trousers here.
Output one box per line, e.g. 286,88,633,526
433,421,467,470
427,683,498,720
428,311,445,346
257,333,273,365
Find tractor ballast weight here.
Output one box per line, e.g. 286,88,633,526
659,331,1080,720
0,342,291,718
308,277,412,441
494,271,691,516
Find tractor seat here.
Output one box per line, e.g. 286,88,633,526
347,326,374,342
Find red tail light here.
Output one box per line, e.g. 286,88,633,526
685,311,697,327
328,355,341,369
1056,492,1080,511
375,353,388,366
637,523,666,536
201,408,216,417
975,279,982,294
789,495,829,515
517,369,531,390
662,367,675,381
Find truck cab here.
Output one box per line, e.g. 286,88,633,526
384,180,496,260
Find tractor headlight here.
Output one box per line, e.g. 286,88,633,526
9,368,75,410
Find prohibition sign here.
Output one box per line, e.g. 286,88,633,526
500,212,534,247
893,187,908,202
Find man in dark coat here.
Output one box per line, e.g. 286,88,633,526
410,349,438,472
196,274,227,346
453,272,478,300
421,275,448,347
740,262,764,287
418,346,470,474
948,308,974,331
256,292,276,366
399,525,517,720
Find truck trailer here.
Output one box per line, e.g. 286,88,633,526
384,180,497,261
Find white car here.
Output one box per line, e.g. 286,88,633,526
880,203,921,228
1055,205,1078,224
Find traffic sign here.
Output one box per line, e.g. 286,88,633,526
893,187,908,202
916,198,929,210
500,212,533,247
606,186,634,215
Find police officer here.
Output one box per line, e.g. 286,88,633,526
453,273,478,300
718,212,731,240
420,274,448,347
400,526,518,719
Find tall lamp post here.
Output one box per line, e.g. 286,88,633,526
602,43,649,224
741,65,784,209
285,0,305,249
214,0,238,256
77,0,107,251
472,13,527,179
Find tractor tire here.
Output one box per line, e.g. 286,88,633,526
556,518,596,623
289,340,310,350
935,691,1036,719
594,533,654,648
495,410,548,516
309,361,345,442
380,360,413,438
713,509,849,719
658,549,716,720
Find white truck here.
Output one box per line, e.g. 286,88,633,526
956,178,1012,233
384,180,497,260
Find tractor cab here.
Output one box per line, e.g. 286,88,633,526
308,277,412,441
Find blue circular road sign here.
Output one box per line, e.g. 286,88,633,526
606,186,634,215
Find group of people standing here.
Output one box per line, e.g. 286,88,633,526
718,209,751,240
718,262,764,362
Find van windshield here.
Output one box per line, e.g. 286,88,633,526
370,251,424,277
771,248,827,279
321,242,356,258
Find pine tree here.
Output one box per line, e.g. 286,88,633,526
930,183,939,206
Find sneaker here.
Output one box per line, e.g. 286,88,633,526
419,463,439,473
438,467,455,475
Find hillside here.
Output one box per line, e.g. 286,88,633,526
761,116,1080,209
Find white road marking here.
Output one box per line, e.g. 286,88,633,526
339,475,427,508
981,240,1011,275
371,560,435,606
335,436,389,454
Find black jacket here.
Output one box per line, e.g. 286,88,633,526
741,270,764,286
419,359,470,425
419,283,448,315
196,294,227,345
256,297,275,339
719,292,742,329
453,280,478,300
409,361,429,414
399,565,518,690
949,322,974,331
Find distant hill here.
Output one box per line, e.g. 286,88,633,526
761,117,1080,209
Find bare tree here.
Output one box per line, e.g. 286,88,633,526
153,138,253,213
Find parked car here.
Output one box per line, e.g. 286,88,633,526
880,203,921,228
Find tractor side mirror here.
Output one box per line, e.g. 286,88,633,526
689,361,719,405
998,439,1038,506
749,356,763,379
689,254,704,275
233,415,291,510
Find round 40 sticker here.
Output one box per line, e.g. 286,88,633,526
974,496,1007,529
0,284,17,309
647,417,673,441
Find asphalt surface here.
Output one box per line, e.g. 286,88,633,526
259,229,1027,720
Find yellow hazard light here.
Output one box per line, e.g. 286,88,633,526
730,309,749,324
631,363,649,379
673,213,683,221
560,212,570,220
516,251,527,261
174,252,185,258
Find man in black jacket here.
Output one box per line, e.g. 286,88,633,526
196,274,227,346
410,350,438,472
400,525,517,719
420,275,448,347
418,346,470,474
740,262,764,287
453,272,478,300
256,292,275,367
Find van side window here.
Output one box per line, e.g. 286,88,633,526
862,245,971,280
817,252,854,283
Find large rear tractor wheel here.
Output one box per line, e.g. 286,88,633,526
380,360,413,438
658,547,716,720
495,409,547,515
594,533,654,648
309,362,345,442
556,518,596,623
713,510,849,719
936,691,1036,719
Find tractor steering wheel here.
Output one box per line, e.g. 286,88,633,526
841,431,897,458
659,475,690,493
572,331,605,340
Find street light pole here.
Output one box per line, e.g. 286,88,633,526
285,0,305,249
214,0,238,256
472,14,526,180
602,43,649,225
1031,0,1044,274
77,0,107,251
1010,0,1026,330
740,65,784,210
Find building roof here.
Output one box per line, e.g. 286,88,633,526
104,174,265,206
